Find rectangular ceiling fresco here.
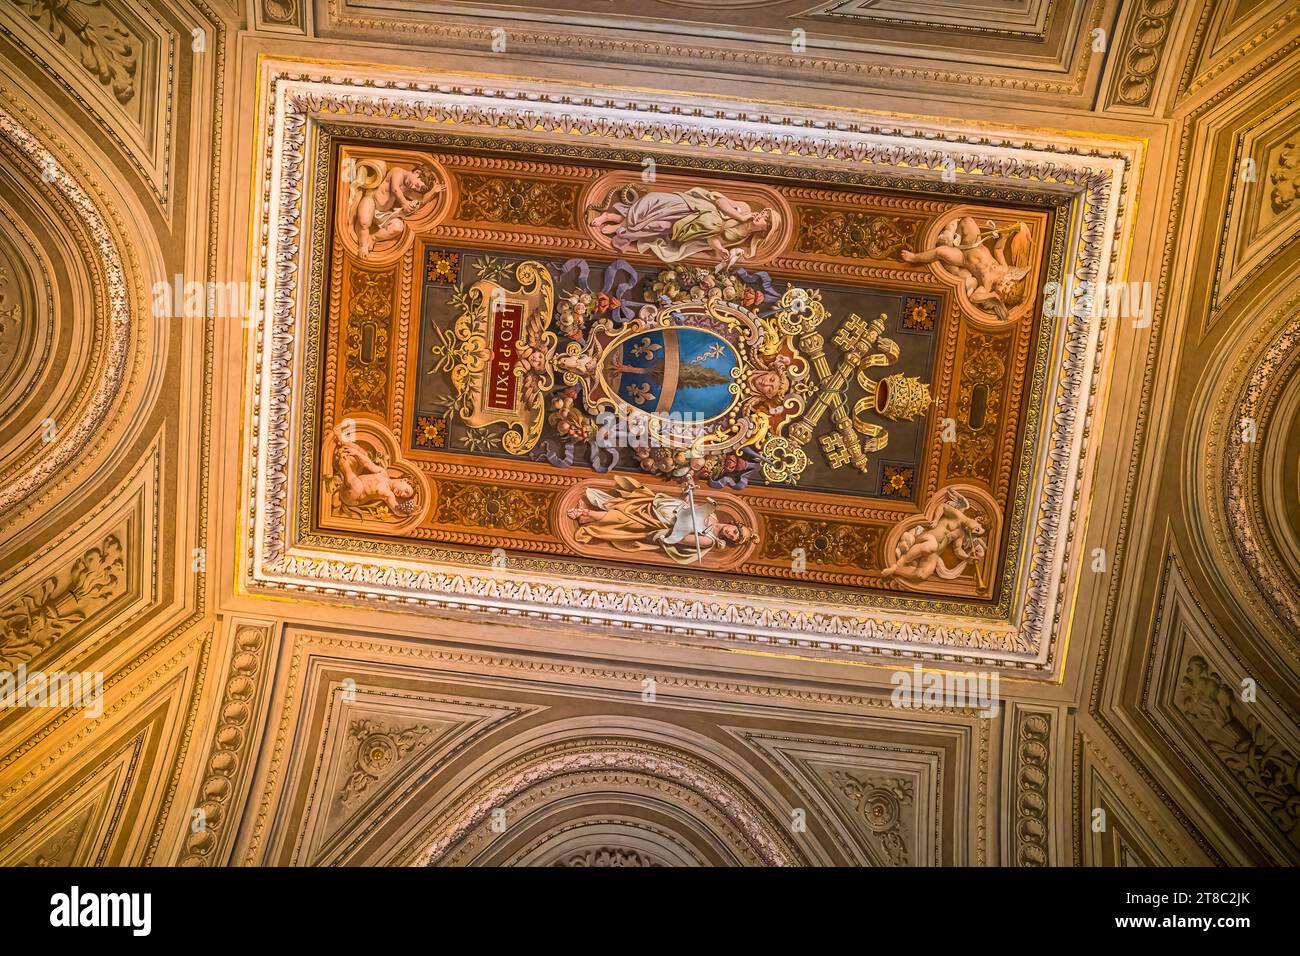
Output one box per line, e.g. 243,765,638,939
315,138,1054,604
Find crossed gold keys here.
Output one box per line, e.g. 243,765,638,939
759,289,928,484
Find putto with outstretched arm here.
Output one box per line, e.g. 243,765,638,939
901,217,1031,321
332,424,417,517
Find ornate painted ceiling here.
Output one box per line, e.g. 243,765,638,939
0,0,1296,868
301,131,1074,663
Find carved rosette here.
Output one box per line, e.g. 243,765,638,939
828,771,915,866
341,719,434,807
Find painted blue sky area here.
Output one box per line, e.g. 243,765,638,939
676,329,737,377
618,328,737,421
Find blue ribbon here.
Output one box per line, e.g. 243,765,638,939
537,441,576,468
557,258,647,324
590,441,621,473
731,267,779,305
709,448,763,490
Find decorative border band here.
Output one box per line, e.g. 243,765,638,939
0,104,131,518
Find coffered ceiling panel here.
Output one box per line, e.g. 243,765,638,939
242,69,1137,681
324,0,1112,106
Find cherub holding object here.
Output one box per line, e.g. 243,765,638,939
348,159,443,259
901,217,1031,321
332,425,416,517
516,339,553,410
882,490,986,582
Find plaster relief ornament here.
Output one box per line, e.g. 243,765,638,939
0,535,126,669
564,474,755,565
588,184,782,267
329,424,418,519
348,158,444,260
883,489,988,586
901,216,1032,322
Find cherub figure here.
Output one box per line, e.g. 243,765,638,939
332,425,417,517
551,340,647,388
348,160,443,259
901,217,1030,321
882,490,986,581
553,348,601,382
516,340,552,409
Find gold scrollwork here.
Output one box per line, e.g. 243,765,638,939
760,435,810,483
432,260,556,456
851,397,890,452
